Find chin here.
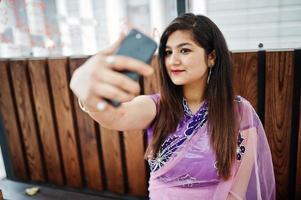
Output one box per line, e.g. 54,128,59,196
170,78,186,85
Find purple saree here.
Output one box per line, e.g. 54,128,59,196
146,94,275,200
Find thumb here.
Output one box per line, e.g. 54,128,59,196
101,31,127,55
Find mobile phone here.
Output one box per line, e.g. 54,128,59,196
109,29,158,107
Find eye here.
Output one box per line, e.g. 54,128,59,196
180,48,191,54
165,50,172,56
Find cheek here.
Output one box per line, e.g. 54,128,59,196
164,60,172,76
185,57,207,71
185,60,208,77
165,57,171,68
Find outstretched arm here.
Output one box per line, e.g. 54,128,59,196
70,32,156,131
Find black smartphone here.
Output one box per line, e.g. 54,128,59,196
110,29,158,107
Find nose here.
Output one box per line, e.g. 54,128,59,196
167,52,181,66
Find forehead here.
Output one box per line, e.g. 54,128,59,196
166,30,196,47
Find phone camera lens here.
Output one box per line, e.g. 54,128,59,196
135,33,142,39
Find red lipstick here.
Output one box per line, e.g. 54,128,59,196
171,69,185,75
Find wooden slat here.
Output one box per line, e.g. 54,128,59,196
265,51,294,200
232,52,258,110
69,57,103,191
100,128,124,193
27,59,63,185
10,60,45,181
122,55,162,195
123,130,147,196
0,60,27,180
296,95,301,200
120,57,160,196
48,58,82,187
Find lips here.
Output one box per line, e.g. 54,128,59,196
171,69,185,75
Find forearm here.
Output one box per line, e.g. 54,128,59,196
79,95,156,131
87,106,123,130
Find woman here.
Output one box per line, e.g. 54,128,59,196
70,13,275,200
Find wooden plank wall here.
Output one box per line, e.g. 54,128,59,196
0,50,300,200
265,52,294,200
0,57,148,198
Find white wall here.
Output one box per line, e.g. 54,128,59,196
188,0,301,50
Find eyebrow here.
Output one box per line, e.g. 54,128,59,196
165,42,193,49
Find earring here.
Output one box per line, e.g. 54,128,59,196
207,67,212,84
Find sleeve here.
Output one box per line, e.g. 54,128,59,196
146,93,160,143
148,93,160,111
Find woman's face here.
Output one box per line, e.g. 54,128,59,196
165,30,211,86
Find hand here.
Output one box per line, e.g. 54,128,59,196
69,32,154,112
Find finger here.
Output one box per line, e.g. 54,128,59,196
120,20,133,34
101,31,127,55
97,69,140,95
105,55,154,76
93,82,135,103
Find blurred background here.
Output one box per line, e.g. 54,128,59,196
0,0,301,58
0,1,300,200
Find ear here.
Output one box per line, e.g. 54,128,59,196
207,50,216,67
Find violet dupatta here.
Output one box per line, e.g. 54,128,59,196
146,94,275,200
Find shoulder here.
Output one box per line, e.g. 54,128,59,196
132,94,159,106
136,94,160,129
131,93,160,113
144,93,161,109
234,95,255,113
146,93,160,103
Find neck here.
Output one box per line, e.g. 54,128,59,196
183,79,206,112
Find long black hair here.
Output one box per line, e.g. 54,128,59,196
146,13,237,180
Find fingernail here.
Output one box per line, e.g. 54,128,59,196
105,56,115,65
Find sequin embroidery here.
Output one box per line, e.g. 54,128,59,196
236,132,246,160
148,99,208,172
